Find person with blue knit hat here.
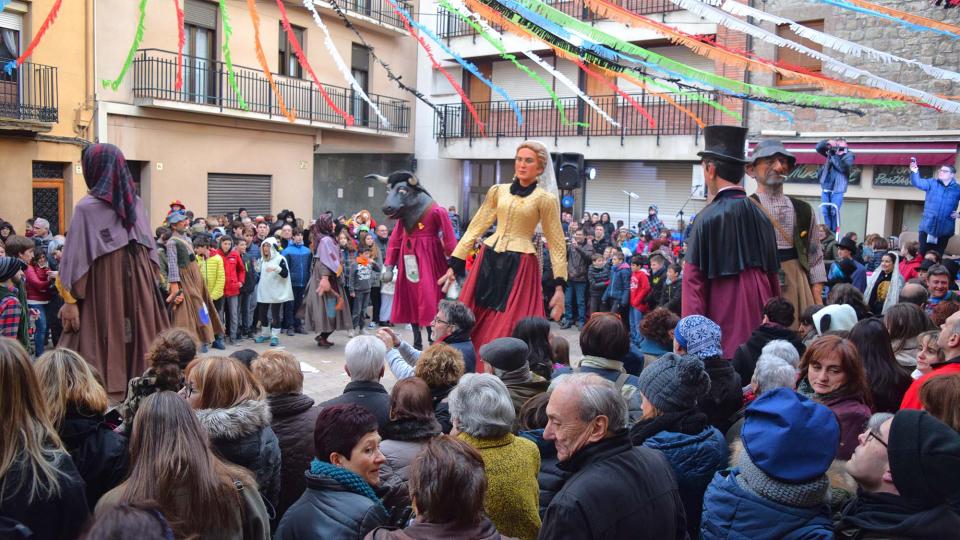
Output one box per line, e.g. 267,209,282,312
674,315,743,433
631,352,728,538
701,387,838,539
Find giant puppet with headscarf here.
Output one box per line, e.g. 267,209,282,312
439,140,567,370
57,144,170,398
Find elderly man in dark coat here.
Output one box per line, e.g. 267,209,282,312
683,126,781,358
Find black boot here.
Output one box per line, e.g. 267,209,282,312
412,324,423,350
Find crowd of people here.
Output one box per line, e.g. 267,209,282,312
2,135,960,539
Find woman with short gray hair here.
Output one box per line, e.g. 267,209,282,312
449,374,542,540
378,300,477,376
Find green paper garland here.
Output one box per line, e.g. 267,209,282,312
101,0,149,91
219,0,249,111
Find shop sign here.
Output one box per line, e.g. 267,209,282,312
873,165,935,187
786,164,862,185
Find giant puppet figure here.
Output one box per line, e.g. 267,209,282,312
368,171,458,350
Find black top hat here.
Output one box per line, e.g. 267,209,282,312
698,125,749,164
749,139,797,169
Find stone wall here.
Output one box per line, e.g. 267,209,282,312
313,153,414,223
744,0,960,132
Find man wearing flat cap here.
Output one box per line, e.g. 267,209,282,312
684,126,780,358
747,140,826,325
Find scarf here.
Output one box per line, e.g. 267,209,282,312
310,458,386,513
81,143,139,230
509,177,538,197
796,378,862,407
629,408,709,446
496,363,533,385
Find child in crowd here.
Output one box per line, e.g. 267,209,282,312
255,237,293,347
194,235,226,350
660,263,683,316
550,334,570,371
217,235,246,344
587,253,610,316
3,235,37,353
339,229,358,304
350,243,381,336
0,256,26,341
628,254,651,346
645,253,667,313
239,231,259,338
281,229,312,336
603,251,632,327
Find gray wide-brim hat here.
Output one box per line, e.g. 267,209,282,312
749,139,797,170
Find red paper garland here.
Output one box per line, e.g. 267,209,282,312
173,0,184,91
5,0,63,73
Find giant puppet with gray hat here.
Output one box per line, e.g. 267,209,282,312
683,125,781,358
746,139,828,325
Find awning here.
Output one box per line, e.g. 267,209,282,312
747,141,958,166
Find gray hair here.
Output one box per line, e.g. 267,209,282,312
344,335,386,382
555,373,628,432
760,340,801,368
868,412,894,432
752,355,797,395
439,300,475,333
448,373,515,439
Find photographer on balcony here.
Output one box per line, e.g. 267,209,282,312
816,138,856,234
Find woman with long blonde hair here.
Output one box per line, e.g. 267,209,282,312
95,391,270,539
0,338,90,539
34,348,129,509
184,356,281,511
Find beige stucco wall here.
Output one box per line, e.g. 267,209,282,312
107,113,315,226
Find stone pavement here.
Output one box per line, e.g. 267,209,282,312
204,322,585,404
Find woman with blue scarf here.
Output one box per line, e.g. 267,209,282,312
275,404,391,539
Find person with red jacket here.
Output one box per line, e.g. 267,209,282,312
901,308,960,409
216,235,246,344
898,240,922,282
25,251,55,355
629,254,651,347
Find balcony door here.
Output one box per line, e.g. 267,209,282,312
183,0,217,104
350,44,370,127
0,12,22,119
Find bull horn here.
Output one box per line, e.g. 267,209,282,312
364,174,389,185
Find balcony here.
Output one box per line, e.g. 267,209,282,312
333,0,414,32
0,58,58,134
436,0,682,38
132,49,410,135
433,90,722,143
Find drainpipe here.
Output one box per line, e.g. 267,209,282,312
742,0,756,130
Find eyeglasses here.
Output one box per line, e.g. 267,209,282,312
866,429,888,448
433,316,449,325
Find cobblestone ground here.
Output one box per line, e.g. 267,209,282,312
202,322,584,403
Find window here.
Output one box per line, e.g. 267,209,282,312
183,0,218,104
351,43,370,126
279,23,305,79
775,20,824,86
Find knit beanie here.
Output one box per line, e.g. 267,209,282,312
736,451,830,509
888,409,960,509
675,315,723,359
479,337,528,372
635,353,711,413
0,257,26,282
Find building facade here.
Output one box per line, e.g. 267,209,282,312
1,0,94,235
744,0,960,239
95,0,416,227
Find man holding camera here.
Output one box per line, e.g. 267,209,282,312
816,138,856,233
910,161,960,257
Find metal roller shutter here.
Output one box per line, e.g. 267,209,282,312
207,174,272,217
184,0,217,29
0,11,23,31
492,58,552,101
554,58,580,98
583,161,705,231
619,45,716,94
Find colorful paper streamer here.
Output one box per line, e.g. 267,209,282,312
101,0,147,90
218,0,249,111
173,0,184,91
808,0,960,38
4,0,63,75
383,0,524,125
575,59,657,128
275,0,354,125
302,0,391,127
247,0,296,122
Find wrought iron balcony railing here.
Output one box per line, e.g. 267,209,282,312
433,89,721,141
337,0,414,30
436,0,683,39
0,57,59,124
132,49,410,134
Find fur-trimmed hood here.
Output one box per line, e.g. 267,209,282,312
195,399,272,440
380,417,441,442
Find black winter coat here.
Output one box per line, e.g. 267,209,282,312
660,280,682,316
587,264,610,298
430,385,454,434
59,409,129,509
196,399,282,514
0,451,90,540
732,323,806,384
267,392,321,520
275,472,389,540
645,268,667,311
836,491,960,540
321,381,391,429
699,356,744,435
538,431,686,540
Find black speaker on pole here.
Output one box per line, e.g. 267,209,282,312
554,152,585,190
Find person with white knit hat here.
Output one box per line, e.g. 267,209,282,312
701,387,839,539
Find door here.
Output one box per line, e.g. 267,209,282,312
32,181,64,235
464,59,492,131
0,13,21,118
183,0,218,104
351,44,370,127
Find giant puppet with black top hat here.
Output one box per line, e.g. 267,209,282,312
682,125,782,358
746,139,828,327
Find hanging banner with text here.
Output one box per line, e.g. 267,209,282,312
873,165,935,187
786,164,862,185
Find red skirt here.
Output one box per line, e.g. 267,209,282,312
460,246,544,372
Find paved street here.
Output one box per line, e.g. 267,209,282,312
205,322,585,403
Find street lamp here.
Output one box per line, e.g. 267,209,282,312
622,190,640,231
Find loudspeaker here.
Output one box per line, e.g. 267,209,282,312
555,152,584,190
